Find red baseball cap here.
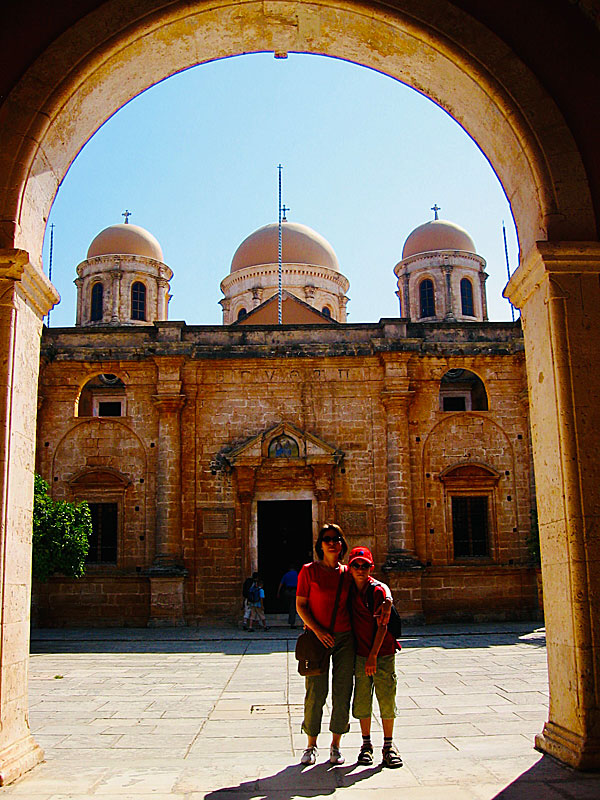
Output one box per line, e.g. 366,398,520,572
348,546,374,567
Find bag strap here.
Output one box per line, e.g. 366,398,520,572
327,570,345,633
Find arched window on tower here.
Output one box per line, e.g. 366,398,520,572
237,308,247,321
419,279,435,318
90,282,103,322
322,306,331,319
460,278,474,316
131,281,146,321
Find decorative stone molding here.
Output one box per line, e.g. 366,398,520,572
0,249,59,318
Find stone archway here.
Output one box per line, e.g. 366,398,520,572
1,0,600,782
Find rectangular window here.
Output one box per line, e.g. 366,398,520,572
443,395,467,411
97,401,122,417
87,502,118,563
452,496,489,558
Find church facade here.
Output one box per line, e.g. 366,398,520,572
34,216,537,626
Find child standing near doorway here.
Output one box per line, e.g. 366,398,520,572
248,577,269,632
347,546,403,768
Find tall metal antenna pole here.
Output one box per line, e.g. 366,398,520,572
47,223,55,327
502,220,515,322
278,164,283,325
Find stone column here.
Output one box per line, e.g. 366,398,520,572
380,355,416,556
74,277,83,325
311,465,334,529
479,270,489,321
235,467,256,578
157,277,169,321
146,357,187,626
443,264,454,319
0,250,58,785
505,241,600,769
403,272,410,319
110,264,121,323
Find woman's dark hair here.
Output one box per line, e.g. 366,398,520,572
315,523,348,560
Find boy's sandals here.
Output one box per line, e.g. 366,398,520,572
382,743,403,768
300,745,318,765
357,744,374,765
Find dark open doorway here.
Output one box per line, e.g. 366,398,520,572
257,500,313,613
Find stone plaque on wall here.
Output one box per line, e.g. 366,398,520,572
337,505,373,535
198,507,234,538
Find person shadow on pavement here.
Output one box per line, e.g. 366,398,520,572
203,761,383,798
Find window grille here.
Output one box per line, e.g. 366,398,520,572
90,282,103,321
419,279,435,318
131,281,146,321
460,278,474,316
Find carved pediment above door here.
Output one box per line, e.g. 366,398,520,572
218,422,344,470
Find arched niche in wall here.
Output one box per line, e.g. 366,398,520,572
440,369,488,411
77,374,126,417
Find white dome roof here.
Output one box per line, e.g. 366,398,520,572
402,219,476,259
87,223,164,261
231,221,339,273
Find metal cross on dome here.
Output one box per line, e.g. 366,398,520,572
431,204,441,220
122,209,132,224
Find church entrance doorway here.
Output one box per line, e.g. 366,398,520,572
257,500,313,613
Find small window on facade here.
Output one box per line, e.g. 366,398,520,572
440,369,488,411
77,375,126,417
419,279,435,318
452,496,489,557
322,306,331,318
443,395,467,412
237,308,247,321
90,282,103,322
87,502,118,563
460,278,474,316
131,281,146,321
268,434,300,458
96,401,123,417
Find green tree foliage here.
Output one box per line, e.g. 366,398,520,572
32,475,91,581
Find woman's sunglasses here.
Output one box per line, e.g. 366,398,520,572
321,535,342,544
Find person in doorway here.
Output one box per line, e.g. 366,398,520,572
248,577,268,632
295,523,354,766
278,564,299,628
242,571,258,630
347,546,403,769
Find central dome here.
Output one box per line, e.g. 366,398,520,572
402,219,476,259
230,221,339,273
87,223,164,262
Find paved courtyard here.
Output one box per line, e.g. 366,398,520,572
6,622,600,799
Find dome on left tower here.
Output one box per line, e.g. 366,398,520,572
87,223,164,261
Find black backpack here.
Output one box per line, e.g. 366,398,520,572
242,577,253,599
364,580,402,640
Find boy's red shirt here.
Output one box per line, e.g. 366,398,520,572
351,576,400,657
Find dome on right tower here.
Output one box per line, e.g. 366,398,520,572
402,219,476,259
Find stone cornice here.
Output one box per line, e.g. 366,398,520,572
220,263,350,293
505,242,600,309
0,249,59,317
394,250,486,277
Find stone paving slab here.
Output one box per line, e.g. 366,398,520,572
4,623,600,798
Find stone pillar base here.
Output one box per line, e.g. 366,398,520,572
536,722,600,770
146,573,187,627
0,733,44,786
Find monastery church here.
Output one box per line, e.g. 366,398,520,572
34,212,536,627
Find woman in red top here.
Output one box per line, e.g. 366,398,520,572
296,523,353,766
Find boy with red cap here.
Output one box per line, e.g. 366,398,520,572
347,545,403,769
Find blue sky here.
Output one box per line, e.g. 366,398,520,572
43,52,519,327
